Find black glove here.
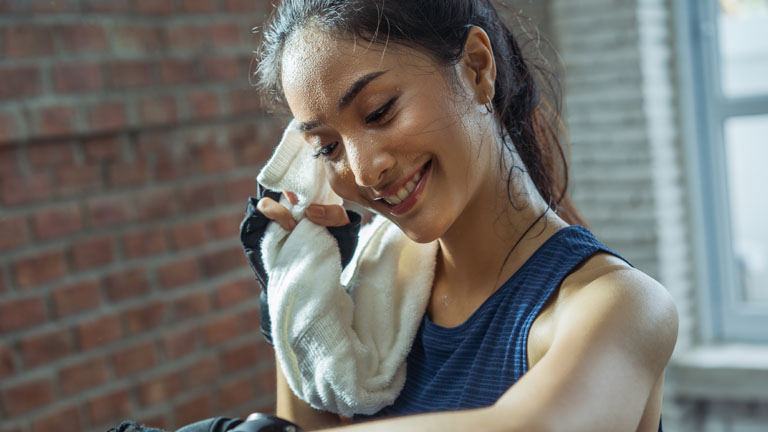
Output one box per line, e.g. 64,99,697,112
240,186,362,346
108,414,302,432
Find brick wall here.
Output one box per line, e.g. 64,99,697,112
0,1,283,431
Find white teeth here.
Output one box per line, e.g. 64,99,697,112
382,169,424,206
396,188,409,201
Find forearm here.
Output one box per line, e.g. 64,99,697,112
315,406,508,432
275,361,342,430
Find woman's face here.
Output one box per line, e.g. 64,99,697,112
281,27,498,243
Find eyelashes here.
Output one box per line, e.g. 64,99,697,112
313,97,398,160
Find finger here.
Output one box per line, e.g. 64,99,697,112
305,204,350,227
257,197,297,231
284,191,299,205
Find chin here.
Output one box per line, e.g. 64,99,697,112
396,221,445,244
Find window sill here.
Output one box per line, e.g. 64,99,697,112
669,344,768,401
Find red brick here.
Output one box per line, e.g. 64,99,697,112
226,176,256,202
203,56,243,81
51,279,102,317
137,414,166,432
173,292,209,321
256,367,277,395
168,220,208,250
56,23,108,54
188,90,220,120
223,0,265,12
70,235,115,271
0,296,47,332
0,378,54,416
83,135,122,162
204,315,242,345
166,25,208,52
0,345,15,379
108,161,149,187
202,246,245,277
157,257,200,289
0,146,19,174
87,196,132,228
28,0,77,12
87,388,132,425
181,356,218,389
36,105,77,138
0,215,29,251
77,315,122,349
229,88,262,115
159,59,200,84
214,279,252,308
13,250,67,288
181,0,218,13
1,172,52,206
82,0,132,12
208,210,241,239
136,189,178,221
181,181,221,212
103,268,150,301
114,25,164,55
135,0,174,15
209,23,242,46
4,26,54,58
154,153,198,181
122,301,166,336
53,63,104,93
123,228,167,258
32,203,83,240
88,102,128,133
218,376,255,409
20,328,75,368
58,357,109,395
139,95,178,126
199,145,236,174
241,306,260,332
0,113,23,145
0,66,41,100
54,165,102,196
112,341,157,377
139,371,181,406
220,341,264,374
163,327,201,359
32,405,82,432
26,141,76,168
108,60,156,89
174,394,212,426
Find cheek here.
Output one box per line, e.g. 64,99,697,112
325,163,364,204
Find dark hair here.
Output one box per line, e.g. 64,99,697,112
254,0,586,227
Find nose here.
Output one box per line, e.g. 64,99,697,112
346,137,395,189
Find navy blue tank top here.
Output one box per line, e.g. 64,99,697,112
358,225,661,430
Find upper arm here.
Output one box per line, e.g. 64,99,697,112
494,268,678,432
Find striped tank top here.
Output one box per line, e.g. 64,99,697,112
358,225,661,431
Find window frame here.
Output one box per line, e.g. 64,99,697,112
677,0,768,342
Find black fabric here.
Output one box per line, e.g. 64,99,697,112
240,189,362,346
108,415,302,432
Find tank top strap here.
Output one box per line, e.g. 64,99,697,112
512,225,632,376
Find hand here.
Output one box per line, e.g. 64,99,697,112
256,190,351,231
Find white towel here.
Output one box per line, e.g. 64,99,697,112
257,120,438,416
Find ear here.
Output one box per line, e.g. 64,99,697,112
460,26,497,105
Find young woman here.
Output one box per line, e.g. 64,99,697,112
248,1,679,431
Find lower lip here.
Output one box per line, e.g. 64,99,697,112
386,161,431,216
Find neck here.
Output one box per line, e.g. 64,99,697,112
435,163,568,300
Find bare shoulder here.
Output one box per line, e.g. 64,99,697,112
556,252,679,370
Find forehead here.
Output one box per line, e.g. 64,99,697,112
280,26,438,118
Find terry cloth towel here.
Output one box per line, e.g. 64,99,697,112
257,120,439,417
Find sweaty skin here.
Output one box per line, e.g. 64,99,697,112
257,25,678,432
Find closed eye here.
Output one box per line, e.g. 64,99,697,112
365,97,397,124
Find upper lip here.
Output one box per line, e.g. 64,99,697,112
371,161,428,200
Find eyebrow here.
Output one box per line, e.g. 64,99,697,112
296,70,388,133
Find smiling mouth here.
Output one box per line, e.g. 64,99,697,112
375,160,431,213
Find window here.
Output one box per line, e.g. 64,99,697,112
680,0,768,340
